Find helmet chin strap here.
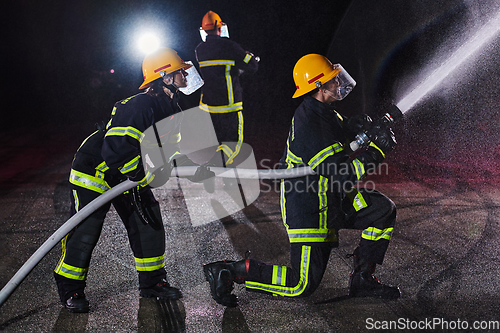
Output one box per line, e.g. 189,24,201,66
160,73,180,99
323,87,341,102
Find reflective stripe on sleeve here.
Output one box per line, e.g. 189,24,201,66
69,169,110,193
119,155,140,174
243,53,252,63
105,126,144,142
352,158,365,180
308,143,344,169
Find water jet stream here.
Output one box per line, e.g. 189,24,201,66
396,11,500,114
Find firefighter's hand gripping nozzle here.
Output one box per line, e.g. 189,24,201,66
349,104,403,152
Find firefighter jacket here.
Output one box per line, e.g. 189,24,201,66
195,35,258,113
279,96,381,246
69,92,182,193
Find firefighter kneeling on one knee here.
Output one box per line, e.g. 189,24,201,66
54,47,211,313
203,54,401,307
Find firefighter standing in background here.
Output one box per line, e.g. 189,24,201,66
54,47,208,313
203,54,401,307
195,10,259,167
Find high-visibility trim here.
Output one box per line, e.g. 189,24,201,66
271,265,287,286
198,59,242,112
54,191,87,279
199,60,235,67
280,179,288,227
286,148,303,165
73,189,80,212
243,53,252,64
308,143,343,169
362,227,393,241
318,176,328,229
346,189,368,211
78,130,99,150
55,262,89,281
119,155,141,174
96,161,109,173
95,161,109,180
225,111,244,165
168,151,181,162
352,158,365,180
168,132,181,144
105,126,144,142
245,245,311,297
136,171,154,187
54,234,69,276
135,255,165,271
69,169,110,193
217,144,233,158
199,100,243,113
287,228,338,243
369,141,386,158
225,64,234,105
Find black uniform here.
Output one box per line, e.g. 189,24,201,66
195,34,258,166
54,92,182,303
244,96,396,297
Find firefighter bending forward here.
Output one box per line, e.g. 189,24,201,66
54,48,207,313
195,11,259,167
203,54,401,307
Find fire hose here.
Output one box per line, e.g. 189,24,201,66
0,104,404,307
0,165,315,307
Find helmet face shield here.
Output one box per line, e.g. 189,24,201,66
178,61,204,95
328,64,356,100
199,25,229,42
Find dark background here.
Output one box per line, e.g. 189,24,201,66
2,0,500,169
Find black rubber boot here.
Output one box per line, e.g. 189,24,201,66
203,260,248,307
64,292,90,313
348,252,400,299
139,279,183,300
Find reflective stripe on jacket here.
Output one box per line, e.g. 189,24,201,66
195,35,258,113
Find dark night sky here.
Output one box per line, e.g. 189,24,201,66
2,0,351,132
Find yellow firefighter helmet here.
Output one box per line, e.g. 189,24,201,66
139,47,192,90
292,54,342,98
200,11,225,31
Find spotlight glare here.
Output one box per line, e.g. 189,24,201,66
138,33,160,54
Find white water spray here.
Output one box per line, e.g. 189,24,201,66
396,11,500,114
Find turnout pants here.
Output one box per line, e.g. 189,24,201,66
54,186,166,302
207,111,245,167
244,190,396,297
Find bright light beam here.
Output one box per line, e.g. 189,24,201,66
397,11,500,114
137,33,160,54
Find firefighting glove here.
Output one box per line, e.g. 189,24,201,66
345,113,372,140
190,164,216,183
147,163,173,188
130,186,163,230
359,124,397,166
368,124,397,155
127,164,153,188
171,154,216,192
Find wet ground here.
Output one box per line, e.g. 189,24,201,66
1,125,500,332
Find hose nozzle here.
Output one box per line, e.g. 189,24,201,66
349,104,403,151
